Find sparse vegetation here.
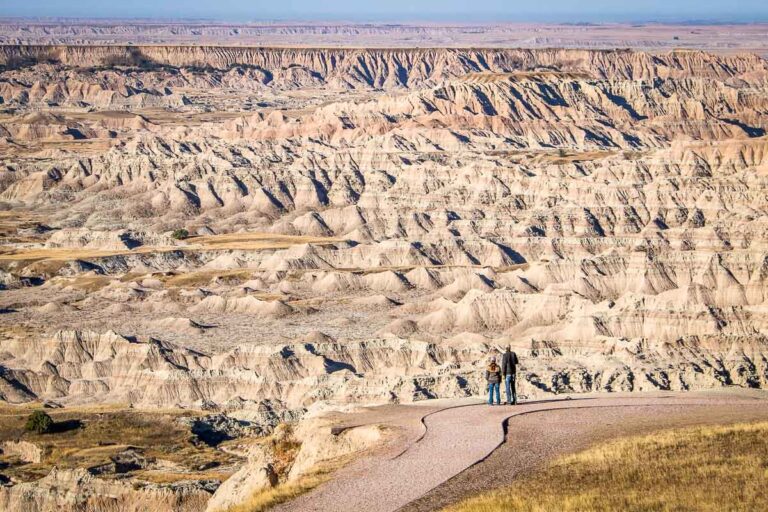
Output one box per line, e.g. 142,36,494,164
267,424,302,477
0,50,60,70
24,411,54,434
102,48,158,69
161,269,253,288
171,228,190,240
445,422,768,512
0,404,239,483
225,469,334,512
0,232,340,266
223,423,325,512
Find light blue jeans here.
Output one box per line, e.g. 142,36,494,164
505,374,517,404
488,382,501,404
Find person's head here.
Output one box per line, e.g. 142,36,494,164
506,345,511,352
489,356,496,364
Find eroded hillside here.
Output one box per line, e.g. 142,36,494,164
1,45,768,413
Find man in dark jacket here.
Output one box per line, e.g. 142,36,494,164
501,346,519,405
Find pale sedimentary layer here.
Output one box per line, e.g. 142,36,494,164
2,21,767,53
1,330,765,408
1,47,768,409
2,45,767,85
0,467,213,512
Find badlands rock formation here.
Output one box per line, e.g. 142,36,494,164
0,467,213,512
2,21,768,55
1,45,768,413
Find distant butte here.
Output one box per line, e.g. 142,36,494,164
0,19,767,55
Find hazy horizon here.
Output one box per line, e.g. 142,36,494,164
1,0,767,24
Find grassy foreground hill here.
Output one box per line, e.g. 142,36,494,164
446,422,768,512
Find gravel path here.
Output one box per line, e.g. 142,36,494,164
274,391,768,512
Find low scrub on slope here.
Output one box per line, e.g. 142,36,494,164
0,404,237,483
225,470,332,512
446,422,768,512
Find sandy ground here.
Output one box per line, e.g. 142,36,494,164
275,391,768,512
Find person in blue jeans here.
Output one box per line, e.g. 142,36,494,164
485,356,502,405
501,346,519,405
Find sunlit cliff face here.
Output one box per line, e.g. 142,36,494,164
1,45,768,409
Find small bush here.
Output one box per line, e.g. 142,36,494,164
171,228,190,240
25,411,54,434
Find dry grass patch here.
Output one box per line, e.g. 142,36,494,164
161,269,254,288
0,325,36,340
0,405,239,483
0,232,341,265
445,422,768,512
188,232,343,251
225,468,334,512
0,209,49,236
546,149,618,164
0,245,178,263
49,274,113,292
5,258,69,277
267,425,302,477
136,469,233,485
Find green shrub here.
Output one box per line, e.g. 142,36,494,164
171,228,190,240
25,411,54,434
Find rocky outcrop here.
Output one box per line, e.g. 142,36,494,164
0,468,213,512
1,46,766,90
204,419,382,512
204,443,277,512
1,329,766,409
180,414,262,446
287,419,383,481
0,440,42,463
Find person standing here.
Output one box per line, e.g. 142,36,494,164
486,356,502,406
502,346,519,405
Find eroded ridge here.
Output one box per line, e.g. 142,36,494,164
1,46,768,411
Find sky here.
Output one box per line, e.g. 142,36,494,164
1,0,767,23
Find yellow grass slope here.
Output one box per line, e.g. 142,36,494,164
445,422,768,512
